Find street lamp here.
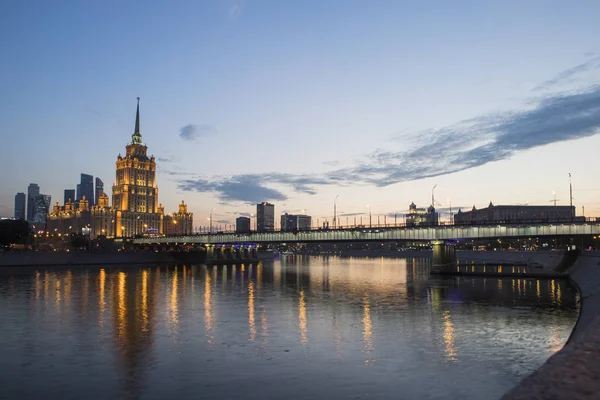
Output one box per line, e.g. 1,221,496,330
447,198,452,224
334,195,339,229
367,204,372,228
432,184,437,207
209,208,215,234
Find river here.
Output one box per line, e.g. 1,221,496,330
0,256,578,399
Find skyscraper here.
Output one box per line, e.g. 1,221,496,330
32,194,51,225
95,178,104,206
257,202,275,232
14,193,26,219
79,173,94,205
27,183,39,222
64,189,75,205
112,98,163,237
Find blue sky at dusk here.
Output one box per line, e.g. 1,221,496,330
2,0,600,226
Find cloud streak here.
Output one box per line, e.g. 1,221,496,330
334,86,600,187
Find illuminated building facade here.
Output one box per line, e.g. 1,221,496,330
405,202,439,226
163,201,194,235
47,197,91,234
45,98,192,238
90,192,117,237
112,98,163,237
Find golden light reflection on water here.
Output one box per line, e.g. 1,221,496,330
34,271,41,300
299,288,308,345
168,267,179,335
443,311,457,361
537,280,541,300
248,280,256,342
363,294,374,366
557,281,562,307
64,270,72,313
204,268,213,345
117,272,126,339
55,278,61,311
141,270,149,332
99,269,106,327
550,280,556,303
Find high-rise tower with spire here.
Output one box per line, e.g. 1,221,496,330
112,98,163,236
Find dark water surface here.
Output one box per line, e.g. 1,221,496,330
0,256,578,399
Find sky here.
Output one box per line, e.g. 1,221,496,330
2,0,600,228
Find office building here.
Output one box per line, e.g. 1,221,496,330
32,194,51,225
454,203,577,224
79,173,94,206
405,202,439,226
64,189,75,205
27,183,39,222
14,193,26,219
280,213,312,231
95,178,104,206
236,216,251,233
257,202,275,232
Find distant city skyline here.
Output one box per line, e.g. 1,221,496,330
2,1,600,225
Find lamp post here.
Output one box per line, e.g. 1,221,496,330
432,184,437,207
334,195,339,230
367,204,372,228
447,198,452,224
209,208,215,234
569,173,573,220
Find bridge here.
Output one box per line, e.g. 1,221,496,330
132,221,600,271
134,221,600,245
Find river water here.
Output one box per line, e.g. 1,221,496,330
0,256,578,399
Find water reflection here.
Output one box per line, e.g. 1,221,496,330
0,257,580,400
362,294,374,365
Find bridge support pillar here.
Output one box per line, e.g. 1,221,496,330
431,240,457,274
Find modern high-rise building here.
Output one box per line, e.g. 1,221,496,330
79,173,94,206
95,178,104,206
27,183,39,222
14,193,26,219
32,194,51,225
236,216,251,233
256,202,275,232
112,98,163,237
281,213,312,231
64,189,75,205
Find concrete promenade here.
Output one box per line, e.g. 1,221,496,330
503,253,600,399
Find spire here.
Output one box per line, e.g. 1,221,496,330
131,97,143,145
134,97,140,134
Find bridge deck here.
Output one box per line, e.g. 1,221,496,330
133,222,600,245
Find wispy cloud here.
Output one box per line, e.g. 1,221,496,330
178,173,332,203
533,56,600,92
179,124,217,142
322,160,340,166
